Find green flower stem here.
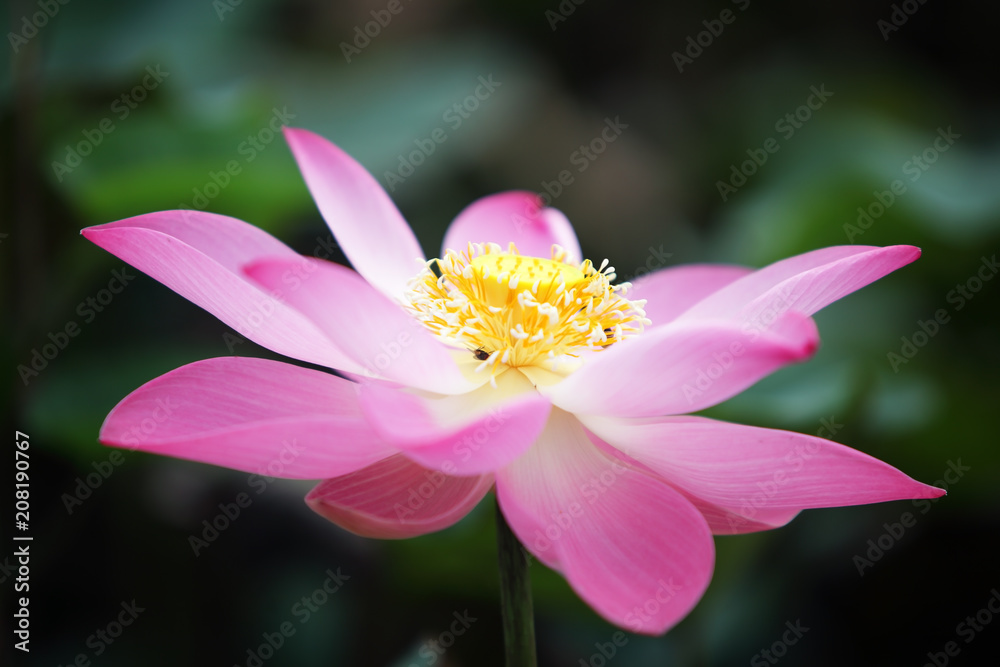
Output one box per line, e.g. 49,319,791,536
496,497,537,667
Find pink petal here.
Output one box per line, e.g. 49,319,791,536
547,310,819,417
495,410,714,635
682,494,800,535
305,455,493,538
244,256,476,395
440,191,582,263
591,441,800,535
99,357,394,478
357,370,551,475
81,211,357,371
678,245,921,325
629,264,752,327
283,127,426,298
581,414,945,534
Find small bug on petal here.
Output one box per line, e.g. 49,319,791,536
473,348,490,361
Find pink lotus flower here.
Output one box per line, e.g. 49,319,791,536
83,128,943,635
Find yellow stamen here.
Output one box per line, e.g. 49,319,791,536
404,242,649,375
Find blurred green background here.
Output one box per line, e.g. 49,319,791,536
3,0,999,665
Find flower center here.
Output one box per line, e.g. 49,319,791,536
404,242,649,375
